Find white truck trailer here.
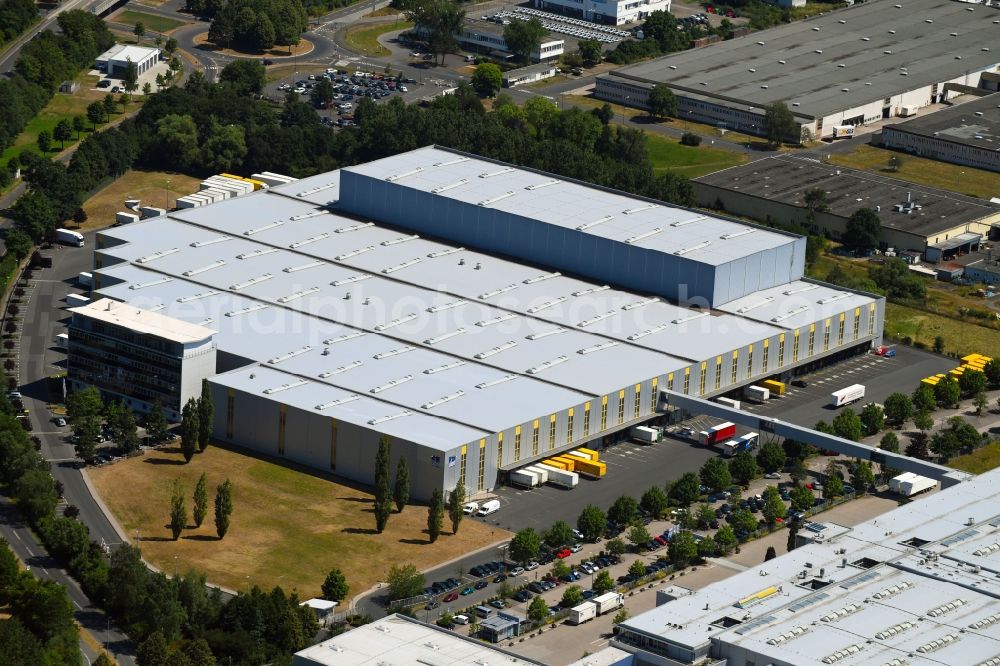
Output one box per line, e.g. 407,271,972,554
568,602,597,625
524,465,549,484
831,384,866,407
630,425,660,444
77,272,93,288
745,385,770,404
889,473,936,497
716,396,741,410
593,592,624,616
66,294,90,307
55,333,69,349
509,469,538,489
56,228,84,247
537,464,579,489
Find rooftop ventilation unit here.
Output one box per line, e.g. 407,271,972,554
431,179,468,194
373,346,415,360
426,246,463,258
767,625,808,645
670,215,706,227
821,644,863,664
268,346,312,364
736,297,774,314
916,633,959,653
423,360,465,374
331,274,372,286
527,297,567,313
476,313,518,327
577,310,618,327
229,273,274,291
478,167,516,179
526,179,560,190
577,341,618,355
334,245,376,261
136,248,180,263
314,394,361,410
721,229,755,240
244,220,284,236
323,331,365,345
622,204,658,215
129,277,173,290
295,182,337,197
874,621,915,640
625,228,663,244
384,166,423,182
317,361,363,377
225,304,268,317
334,222,374,234
263,380,308,394
381,234,419,246
628,322,670,340
423,329,466,345
284,261,324,273
190,236,232,247
367,410,413,425
526,327,567,340
426,300,466,313
973,543,1000,557
177,290,220,303
523,271,561,284
783,284,818,295
288,210,327,222
622,298,657,311
474,341,518,359
374,313,418,331
576,215,615,231
672,311,708,325
819,604,862,622
478,283,519,299
277,286,321,303
477,191,516,207
818,293,849,305
772,306,810,323
236,248,278,260
289,233,329,248
369,375,414,394
673,241,712,256
433,157,469,167
422,391,465,409
526,355,569,374
969,612,1000,629
382,257,423,274
475,374,518,389
926,599,967,617
871,580,913,599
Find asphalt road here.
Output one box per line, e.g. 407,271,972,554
10,233,138,665
0,0,97,73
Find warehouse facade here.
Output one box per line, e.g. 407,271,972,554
79,146,883,501
595,0,1000,140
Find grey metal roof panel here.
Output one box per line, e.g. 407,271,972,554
267,169,341,206
883,92,1000,152
716,280,875,331
605,0,1000,120
341,146,799,267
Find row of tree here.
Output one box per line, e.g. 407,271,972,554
181,382,216,462
0,0,36,48
169,475,234,540
207,0,308,52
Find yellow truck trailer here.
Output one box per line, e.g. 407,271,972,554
761,379,786,396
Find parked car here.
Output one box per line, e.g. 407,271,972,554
555,548,572,559
460,586,475,596
764,472,781,479
513,590,532,602
490,599,506,609
508,566,525,577
525,561,539,571
54,417,66,427
97,80,111,88
493,573,506,583
474,580,488,590
425,600,440,610
570,544,583,553
443,591,459,602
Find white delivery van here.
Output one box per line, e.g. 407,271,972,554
463,501,479,515
476,499,501,516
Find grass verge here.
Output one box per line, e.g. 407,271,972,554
90,444,505,597
884,302,1000,357
114,9,187,33
343,20,412,57
646,133,747,178
950,440,1000,474
77,169,201,231
826,144,999,199
0,91,108,171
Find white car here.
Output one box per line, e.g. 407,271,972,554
570,543,583,553
508,566,525,577
54,417,67,427
453,614,469,625
764,472,782,479
525,561,539,571
398,85,408,92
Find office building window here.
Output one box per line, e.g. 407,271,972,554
617,391,625,424
699,364,707,395
808,327,815,357
747,346,753,377
731,352,738,385
478,440,485,491
634,385,641,419
567,409,574,442
778,334,785,367
514,427,521,462
793,330,800,363
823,319,831,351
550,414,557,448
853,308,861,340
838,314,845,345
532,420,540,456
497,433,503,469
650,378,658,410
583,405,590,437
714,357,722,390
762,341,769,373
869,304,876,335
600,398,608,431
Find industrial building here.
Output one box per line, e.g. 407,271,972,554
880,93,1000,173
692,154,1000,253
595,0,1000,140
503,62,559,88
77,146,883,501
456,22,564,61
605,463,1000,666
531,0,670,25
94,44,160,78
292,613,545,665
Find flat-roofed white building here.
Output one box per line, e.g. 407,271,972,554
533,0,670,25
95,44,160,78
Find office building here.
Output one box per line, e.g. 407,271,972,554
531,0,670,25
94,44,160,78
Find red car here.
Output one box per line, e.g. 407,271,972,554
654,535,668,546
555,548,572,559
443,591,459,602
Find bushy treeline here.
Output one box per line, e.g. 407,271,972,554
0,0,37,48
207,0,308,51
0,11,114,154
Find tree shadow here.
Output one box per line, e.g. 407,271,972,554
182,534,220,541
143,457,187,466
341,527,378,535
138,535,174,542
337,496,372,503
398,537,430,545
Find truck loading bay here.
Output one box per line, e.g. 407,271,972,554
481,345,956,535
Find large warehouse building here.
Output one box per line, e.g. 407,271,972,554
78,146,883,501
692,154,1000,253
595,0,1000,140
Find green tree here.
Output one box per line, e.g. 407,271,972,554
374,437,392,533
765,545,777,561
714,524,737,554
544,520,574,548
527,595,548,623
669,531,698,566
832,408,863,442
640,485,668,518
309,77,334,108
143,82,152,96
426,488,444,543
912,385,936,413
180,397,199,462
15,469,57,524
958,369,987,399
844,208,881,253
199,121,247,173
36,129,52,152
509,528,541,563
851,461,875,494
67,386,102,465
214,478,233,539
880,431,900,453
974,391,989,416
123,60,139,101
192,473,208,528
103,93,116,119
883,392,912,428
803,187,829,225
503,16,547,64
628,559,646,579
698,534,716,558
728,451,760,487
471,62,502,97
823,475,844,499
984,359,1000,387
197,380,214,452
561,585,583,607
321,568,348,602
220,58,266,95
12,577,75,642
386,563,425,601
934,375,960,408
913,409,934,432
789,485,813,512
393,457,409,512
760,486,785,527
608,495,639,527
764,100,796,146
670,471,701,506
696,503,716,528
593,570,614,594
756,440,786,473
134,21,145,43
627,524,650,549
576,504,606,542
859,402,885,436
906,434,930,460
730,508,758,535
87,101,105,127
606,538,626,557
933,335,945,354
578,38,602,65
406,0,464,65
551,560,570,580
699,457,731,493
647,84,677,120
156,114,200,171
53,119,73,148
3,229,33,259
145,400,168,442
170,479,186,540
447,483,464,534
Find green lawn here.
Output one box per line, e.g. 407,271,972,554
0,93,96,169
884,302,1000,358
826,144,999,199
115,9,187,34
951,440,1000,474
646,133,747,178
343,20,412,57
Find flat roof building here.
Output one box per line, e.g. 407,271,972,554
880,93,1000,173
692,154,1000,252
95,44,160,78
82,146,883,501
531,0,670,25
608,463,998,666
456,21,564,61
595,0,1000,140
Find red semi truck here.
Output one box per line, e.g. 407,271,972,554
700,422,736,446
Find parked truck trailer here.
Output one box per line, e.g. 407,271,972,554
569,602,597,625
701,422,736,446
537,464,579,489
831,384,866,407
509,469,538,489
593,592,624,615
56,228,84,247
889,473,936,497
630,425,661,444
745,385,770,404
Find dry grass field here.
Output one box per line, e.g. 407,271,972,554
90,444,506,598
76,169,200,231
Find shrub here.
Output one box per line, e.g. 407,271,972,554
680,132,702,146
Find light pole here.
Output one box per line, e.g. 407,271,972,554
621,96,630,125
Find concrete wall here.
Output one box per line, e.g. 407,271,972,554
881,127,1000,173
